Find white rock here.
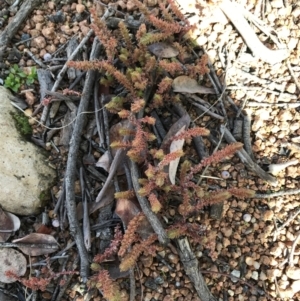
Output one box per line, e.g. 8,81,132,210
0,87,56,215
243,214,251,222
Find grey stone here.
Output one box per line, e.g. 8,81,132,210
0,86,56,215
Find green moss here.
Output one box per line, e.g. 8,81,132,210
10,112,32,138
39,191,47,201
39,189,52,208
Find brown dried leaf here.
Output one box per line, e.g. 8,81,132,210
115,198,141,227
0,248,27,283
13,233,59,256
148,42,179,58
172,75,215,94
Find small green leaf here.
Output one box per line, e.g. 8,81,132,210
19,72,26,78
12,85,19,92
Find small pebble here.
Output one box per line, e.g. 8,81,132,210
251,271,259,280
245,257,254,266
154,276,164,285
52,219,60,227
253,261,261,270
231,270,241,283
243,214,251,222
221,170,230,179
228,289,234,296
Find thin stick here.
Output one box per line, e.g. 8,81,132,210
94,79,105,147
40,29,94,124
242,110,255,161
24,48,47,68
273,208,300,236
188,99,224,120
0,242,58,249
246,102,300,108
255,189,300,198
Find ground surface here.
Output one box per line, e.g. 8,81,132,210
0,0,300,301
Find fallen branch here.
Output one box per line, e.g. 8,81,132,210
64,38,101,282
176,237,217,301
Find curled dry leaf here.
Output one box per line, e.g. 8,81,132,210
161,113,190,152
172,75,215,94
0,248,27,283
13,233,59,256
6,212,21,232
148,42,179,58
0,208,13,242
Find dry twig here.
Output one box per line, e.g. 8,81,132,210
64,38,101,282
